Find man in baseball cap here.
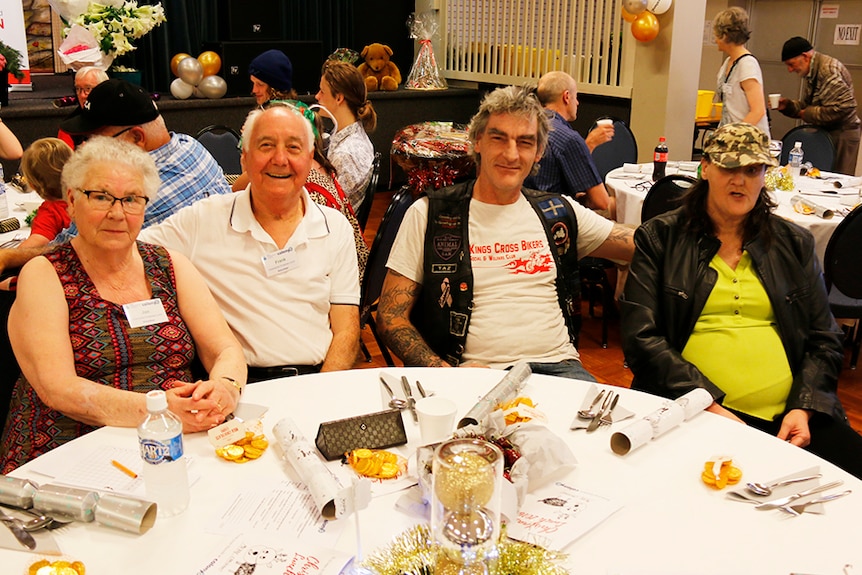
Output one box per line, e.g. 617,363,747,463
777,37,860,175
51,78,231,242
60,78,159,135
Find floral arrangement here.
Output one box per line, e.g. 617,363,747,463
65,1,166,59
0,41,25,79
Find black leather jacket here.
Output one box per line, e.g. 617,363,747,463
620,208,846,422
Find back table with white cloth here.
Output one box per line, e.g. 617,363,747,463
607,164,861,263
2,368,860,574
0,184,42,247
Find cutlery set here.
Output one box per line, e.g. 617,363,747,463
579,390,621,433
380,374,428,423
729,476,852,517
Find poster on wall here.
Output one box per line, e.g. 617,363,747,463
834,24,861,46
0,0,32,91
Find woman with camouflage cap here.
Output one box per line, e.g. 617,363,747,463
621,123,862,478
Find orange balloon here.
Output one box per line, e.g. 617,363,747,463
621,6,637,22
171,53,192,77
632,11,660,42
197,51,222,77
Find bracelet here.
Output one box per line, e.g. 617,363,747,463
221,376,242,395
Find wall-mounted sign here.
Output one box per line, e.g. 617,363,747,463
834,24,861,46
820,4,839,18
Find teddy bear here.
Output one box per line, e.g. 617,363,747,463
357,43,401,91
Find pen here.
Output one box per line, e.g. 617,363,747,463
111,459,138,479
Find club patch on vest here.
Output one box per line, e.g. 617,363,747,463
436,213,461,229
431,263,458,274
538,197,567,219
551,221,570,253
449,311,468,337
433,233,461,260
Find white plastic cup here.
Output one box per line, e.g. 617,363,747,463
416,396,458,445
768,94,780,109
596,118,613,127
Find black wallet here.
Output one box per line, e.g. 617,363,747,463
315,409,408,460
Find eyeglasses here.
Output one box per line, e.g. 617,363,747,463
79,190,150,214
75,85,97,94
111,126,136,138
633,181,653,193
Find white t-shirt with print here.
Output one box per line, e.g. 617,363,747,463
387,193,613,368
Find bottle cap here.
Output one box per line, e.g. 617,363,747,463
795,141,802,147
146,389,167,412
659,137,666,142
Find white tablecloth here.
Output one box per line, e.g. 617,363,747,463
607,164,861,263
0,184,39,245
3,368,860,574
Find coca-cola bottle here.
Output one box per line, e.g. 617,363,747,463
653,136,668,181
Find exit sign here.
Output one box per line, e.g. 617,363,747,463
834,24,861,45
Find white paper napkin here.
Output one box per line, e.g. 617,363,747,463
570,385,634,430
726,465,825,514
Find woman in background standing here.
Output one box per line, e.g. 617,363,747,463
714,7,770,136
315,60,376,214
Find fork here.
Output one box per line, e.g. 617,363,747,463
779,489,852,516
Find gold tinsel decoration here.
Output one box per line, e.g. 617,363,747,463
361,524,569,575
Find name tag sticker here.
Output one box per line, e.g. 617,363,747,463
262,246,298,277
123,298,169,328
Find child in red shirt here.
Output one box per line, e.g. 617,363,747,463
19,138,73,247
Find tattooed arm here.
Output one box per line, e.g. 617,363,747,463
587,223,635,262
377,269,451,367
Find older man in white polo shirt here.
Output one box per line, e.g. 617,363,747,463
140,103,360,381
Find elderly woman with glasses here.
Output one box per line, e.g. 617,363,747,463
0,137,246,473
621,123,862,478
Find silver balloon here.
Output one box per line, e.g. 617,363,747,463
622,0,647,15
177,57,204,86
192,86,204,99
198,75,228,99
170,78,194,100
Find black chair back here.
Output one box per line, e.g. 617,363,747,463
355,152,382,231
359,186,414,366
641,175,697,223
590,117,638,180
195,125,242,175
824,204,862,299
779,125,835,171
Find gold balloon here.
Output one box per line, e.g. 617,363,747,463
197,51,222,77
632,11,660,42
622,0,647,16
621,6,637,22
170,53,192,77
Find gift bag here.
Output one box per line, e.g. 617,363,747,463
405,12,447,90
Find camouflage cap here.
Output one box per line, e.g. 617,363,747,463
702,123,778,168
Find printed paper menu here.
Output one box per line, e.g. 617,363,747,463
507,480,621,551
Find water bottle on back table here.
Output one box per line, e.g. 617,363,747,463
0,163,8,219
788,141,804,177
652,137,668,181
138,389,190,517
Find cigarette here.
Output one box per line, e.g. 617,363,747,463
111,459,138,479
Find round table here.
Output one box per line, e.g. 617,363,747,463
3,368,861,573
606,164,860,263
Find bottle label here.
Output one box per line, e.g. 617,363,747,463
140,434,184,465
654,151,668,162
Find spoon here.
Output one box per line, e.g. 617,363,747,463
379,377,408,410
21,514,53,532
745,473,823,496
577,389,607,419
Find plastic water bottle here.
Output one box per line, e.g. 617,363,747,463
0,163,8,219
652,137,668,181
789,141,804,178
138,390,190,517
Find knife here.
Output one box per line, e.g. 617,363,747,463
416,380,428,398
755,479,844,510
401,376,418,423
599,393,620,427
0,507,37,550
586,392,613,433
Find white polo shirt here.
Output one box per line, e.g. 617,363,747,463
139,188,360,367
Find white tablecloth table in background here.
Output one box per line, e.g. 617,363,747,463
607,164,861,263
3,368,861,574
0,184,40,245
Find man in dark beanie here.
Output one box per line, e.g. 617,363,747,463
248,49,297,106
778,36,860,175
